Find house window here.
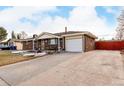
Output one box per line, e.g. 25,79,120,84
50,39,56,45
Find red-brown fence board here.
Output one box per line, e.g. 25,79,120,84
95,41,124,50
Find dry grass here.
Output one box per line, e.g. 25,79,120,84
0,51,35,66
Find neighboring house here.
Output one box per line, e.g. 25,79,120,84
0,39,17,50
0,39,9,48
8,38,35,50
1,27,97,52
8,39,24,50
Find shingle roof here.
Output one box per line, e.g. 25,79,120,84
36,32,60,39
54,31,82,36
54,31,97,39
8,38,34,42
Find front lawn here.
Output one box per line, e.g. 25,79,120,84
0,51,34,66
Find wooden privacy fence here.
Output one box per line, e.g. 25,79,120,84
95,40,124,50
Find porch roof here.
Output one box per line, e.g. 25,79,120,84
36,32,60,40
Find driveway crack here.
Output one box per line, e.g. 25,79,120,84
0,77,11,86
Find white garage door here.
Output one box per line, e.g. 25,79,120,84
65,39,83,52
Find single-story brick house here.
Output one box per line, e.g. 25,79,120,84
7,27,97,52
20,27,96,52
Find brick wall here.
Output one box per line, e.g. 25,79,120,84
84,35,95,52
23,41,33,50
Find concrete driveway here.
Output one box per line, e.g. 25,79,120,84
0,51,124,86
0,53,79,86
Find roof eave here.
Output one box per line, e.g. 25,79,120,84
61,33,97,39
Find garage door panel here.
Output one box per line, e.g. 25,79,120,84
65,39,83,52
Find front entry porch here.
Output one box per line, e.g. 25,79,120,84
35,38,64,52
33,32,65,53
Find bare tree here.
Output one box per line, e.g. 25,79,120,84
20,31,28,39
116,10,124,40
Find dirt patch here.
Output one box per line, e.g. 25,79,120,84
0,51,35,67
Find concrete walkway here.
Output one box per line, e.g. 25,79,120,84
0,51,124,86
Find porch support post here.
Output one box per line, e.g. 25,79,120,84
37,40,38,50
58,38,61,52
32,39,35,50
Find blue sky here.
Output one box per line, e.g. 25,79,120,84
0,6,13,11
0,6,122,39
48,6,75,18
0,6,119,25
96,6,120,26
